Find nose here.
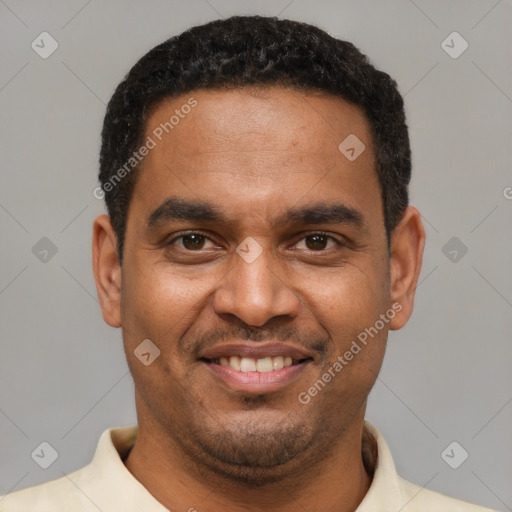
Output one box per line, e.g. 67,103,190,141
212,243,300,327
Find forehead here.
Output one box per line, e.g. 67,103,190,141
131,87,381,232
145,86,372,161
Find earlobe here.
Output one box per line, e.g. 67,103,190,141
92,214,122,328
388,206,426,331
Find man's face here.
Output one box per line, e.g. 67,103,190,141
118,87,393,482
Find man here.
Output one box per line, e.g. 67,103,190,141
1,15,498,512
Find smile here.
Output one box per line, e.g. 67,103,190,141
209,355,303,373
201,355,313,394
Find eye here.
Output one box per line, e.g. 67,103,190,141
166,231,343,253
294,232,341,251
167,232,217,251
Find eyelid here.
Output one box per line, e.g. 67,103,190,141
166,230,218,247
166,230,345,250
290,231,344,250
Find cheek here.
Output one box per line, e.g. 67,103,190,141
122,260,202,332
120,257,228,376
300,260,389,374
120,262,211,410
302,257,389,327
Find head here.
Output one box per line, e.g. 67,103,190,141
93,16,424,485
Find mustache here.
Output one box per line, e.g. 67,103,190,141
183,324,329,359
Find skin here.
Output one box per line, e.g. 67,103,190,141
92,87,425,512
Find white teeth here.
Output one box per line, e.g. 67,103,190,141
256,357,273,372
217,355,299,373
240,357,257,372
273,356,284,370
228,356,241,371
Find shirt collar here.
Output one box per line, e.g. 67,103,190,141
80,420,401,511
356,421,405,511
77,426,169,511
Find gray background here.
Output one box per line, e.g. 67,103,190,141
1,0,511,509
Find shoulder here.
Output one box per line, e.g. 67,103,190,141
0,467,89,512
398,476,499,512
0,426,138,512
360,421,498,512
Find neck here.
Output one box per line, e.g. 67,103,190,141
124,412,373,512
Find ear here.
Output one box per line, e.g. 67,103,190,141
92,214,122,328
388,206,426,330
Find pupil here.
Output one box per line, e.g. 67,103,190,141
183,234,204,250
307,235,327,251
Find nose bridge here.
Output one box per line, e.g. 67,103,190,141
213,238,299,327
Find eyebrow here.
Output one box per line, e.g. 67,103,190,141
146,196,363,231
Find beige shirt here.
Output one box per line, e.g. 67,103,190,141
0,421,498,511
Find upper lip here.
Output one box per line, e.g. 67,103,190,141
199,342,314,361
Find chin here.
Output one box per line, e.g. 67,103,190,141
175,411,328,486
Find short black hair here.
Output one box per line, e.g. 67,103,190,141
99,15,411,265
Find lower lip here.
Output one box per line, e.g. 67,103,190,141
203,361,311,394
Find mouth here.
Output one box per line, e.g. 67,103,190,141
198,343,314,394
201,355,310,373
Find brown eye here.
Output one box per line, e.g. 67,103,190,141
295,233,340,252
167,232,216,251
180,234,206,250
305,234,329,251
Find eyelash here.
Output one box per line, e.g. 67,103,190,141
166,231,343,252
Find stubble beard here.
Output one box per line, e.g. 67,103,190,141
168,400,343,487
